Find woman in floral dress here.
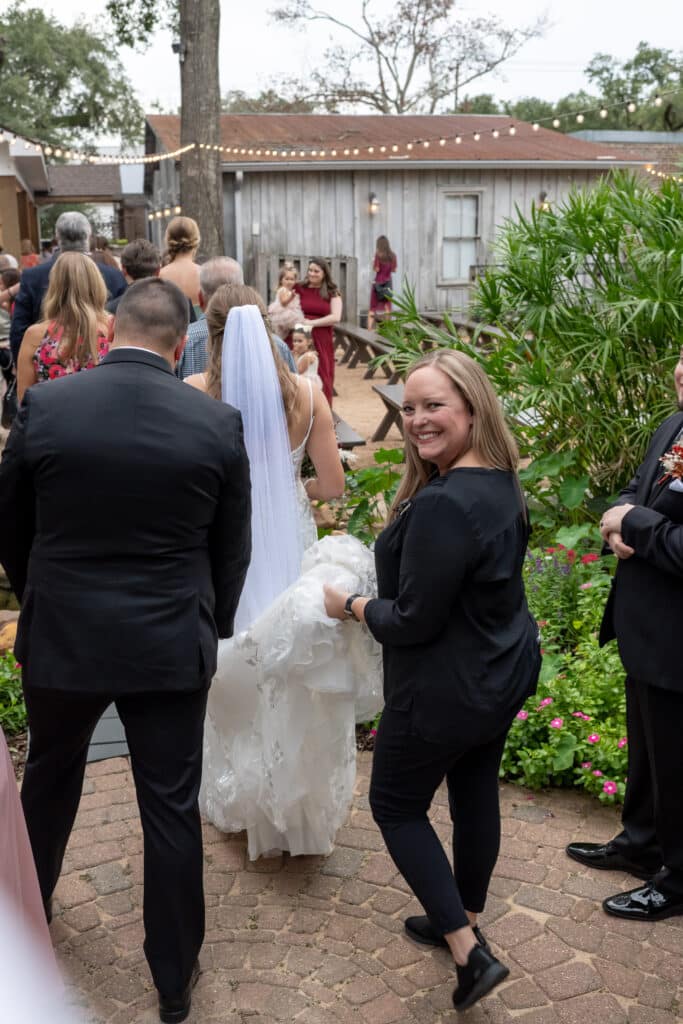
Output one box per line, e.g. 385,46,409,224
16,253,111,402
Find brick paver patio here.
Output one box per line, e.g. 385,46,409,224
49,752,683,1023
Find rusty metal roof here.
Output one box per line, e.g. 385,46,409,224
146,114,640,166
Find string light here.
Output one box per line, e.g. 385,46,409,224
576,113,585,124
492,128,500,139
627,100,637,113
552,118,561,128
600,107,609,119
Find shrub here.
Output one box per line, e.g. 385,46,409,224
0,652,25,737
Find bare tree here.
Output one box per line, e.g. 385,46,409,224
270,0,546,113
106,0,223,258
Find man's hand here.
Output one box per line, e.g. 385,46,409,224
600,504,634,541
606,531,634,560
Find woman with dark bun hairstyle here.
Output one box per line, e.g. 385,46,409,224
294,258,342,405
159,216,202,317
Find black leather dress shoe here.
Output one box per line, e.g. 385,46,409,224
44,898,53,925
404,915,489,950
158,960,200,1024
452,945,509,1012
603,884,683,922
565,842,657,881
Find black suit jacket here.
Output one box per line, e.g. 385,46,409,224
599,411,683,690
9,255,127,362
0,348,251,694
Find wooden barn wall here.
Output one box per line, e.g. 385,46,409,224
235,167,597,318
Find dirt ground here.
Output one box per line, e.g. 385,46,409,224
333,357,404,468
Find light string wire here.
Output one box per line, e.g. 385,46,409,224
0,88,681,180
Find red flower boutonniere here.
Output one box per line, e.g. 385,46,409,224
658,443,683,484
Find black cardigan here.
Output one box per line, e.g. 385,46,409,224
364,468,540,745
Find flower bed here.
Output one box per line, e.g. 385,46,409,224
503,544,627,803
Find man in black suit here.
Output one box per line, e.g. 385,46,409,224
0,278,251,1021
9,210,127,363
567,346,683,922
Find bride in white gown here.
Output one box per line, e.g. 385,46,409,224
186,286,383,859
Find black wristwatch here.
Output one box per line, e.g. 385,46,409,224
344,593,362,621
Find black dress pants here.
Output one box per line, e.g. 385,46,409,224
21,686,208,997
612,677,683,894
369,706,509,935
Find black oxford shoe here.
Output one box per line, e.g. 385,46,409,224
452,945,509,1012
404,915,489,950
565,841,657,880
158,960,200,1024
603,884,683,922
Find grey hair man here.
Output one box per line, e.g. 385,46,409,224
9,211,127,364
177,257,296,379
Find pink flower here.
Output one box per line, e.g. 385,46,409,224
581,553,599,564
516,710,529,720
618,737,627,749
602,780,618,794
580,582,593,590
581,762,592,769
550,718,563,729
536,697,553,709
537,620,548,627
370,728,377,737
587,733,600,744
592,769,603,777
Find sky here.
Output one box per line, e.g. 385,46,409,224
43,0,679,116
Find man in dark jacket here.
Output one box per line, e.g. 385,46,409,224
9,210,127,363
0,277,251,1020
567,346,683,922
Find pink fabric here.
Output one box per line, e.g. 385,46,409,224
0,729,56,961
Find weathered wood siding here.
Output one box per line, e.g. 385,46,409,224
235,167,598,317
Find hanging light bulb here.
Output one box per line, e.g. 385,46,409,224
473,132,480,141
532,122,540,132
508,125,516,135
599,107,609,119
439,137,446,146
392,144,399,152
406,142,413,150
422,140,430,148
576,113,585,124
455,135,462,144
492,128,500,139
552,118,561,128
627,100,636,113
654,94,663,107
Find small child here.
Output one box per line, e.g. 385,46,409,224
291,324,322,390
268,262,303,342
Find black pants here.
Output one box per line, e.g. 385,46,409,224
612,676,683,893
369,707,509,934
21,686,208,996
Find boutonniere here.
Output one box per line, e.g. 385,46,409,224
658,442,683,484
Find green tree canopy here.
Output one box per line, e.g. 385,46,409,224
0,2,144,146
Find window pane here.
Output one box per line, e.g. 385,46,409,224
443,196,462,237
460,195,478,237
442,239,477,281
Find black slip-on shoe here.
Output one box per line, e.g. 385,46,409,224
452,945,509,1012
603,884,683,922
566,841,657,881
158,960,201,1024
404,915,489,951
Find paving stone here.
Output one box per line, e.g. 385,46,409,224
535,961,602,1000
487,913,545,950
555,994,628,1024
638,975,676,1010
594,957,643,998
495,857,548,884
515,884,575,917
545,917,605,953
362,991,413,1022
321,846,366,878
378,937,423,969
498,979,549,1009
510,934,574,972
628,1010,680,1024
342,974,388,1005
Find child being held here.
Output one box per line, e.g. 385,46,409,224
291,324,322,390
268,262,303,343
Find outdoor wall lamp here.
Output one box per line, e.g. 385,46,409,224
369,192,380,215
538,190,551,212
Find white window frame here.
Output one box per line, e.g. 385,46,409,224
438,188,484,287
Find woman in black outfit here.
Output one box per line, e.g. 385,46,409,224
324,349,541,1012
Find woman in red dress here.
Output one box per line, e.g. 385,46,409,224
367,235,397,330
294,258,342,405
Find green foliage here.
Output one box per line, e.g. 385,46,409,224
502,545,628,804
0,3,144,145
0,653,25,738
222,89,317,114
333,449,404,544
38,203,110,240
470,173,683,531
105,0,178,49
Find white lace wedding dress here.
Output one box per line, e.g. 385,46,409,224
200,381,383,859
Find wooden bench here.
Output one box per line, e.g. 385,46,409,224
333,411,366,450
334,322,396,380
371,383,405,442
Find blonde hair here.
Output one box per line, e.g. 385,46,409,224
390,349,521,519
205,284,298,427
278,261,297,286
164,216,200,260
42,252,108,365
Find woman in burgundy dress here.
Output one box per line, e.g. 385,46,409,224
294,258,342,405
367,235,397,330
